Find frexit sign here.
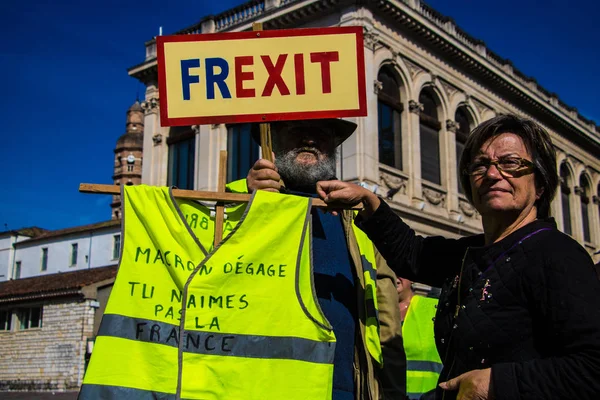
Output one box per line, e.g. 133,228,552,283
157,26,366,126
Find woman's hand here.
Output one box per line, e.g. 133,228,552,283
316,180,381,217
439,368,493,400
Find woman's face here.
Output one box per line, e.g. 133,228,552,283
469,133,541,217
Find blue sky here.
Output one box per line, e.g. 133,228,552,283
1,0,598,231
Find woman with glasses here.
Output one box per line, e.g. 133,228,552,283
317,114,600,400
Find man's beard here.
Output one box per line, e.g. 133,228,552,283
275,147,336,192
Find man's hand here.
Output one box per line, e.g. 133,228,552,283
247,159,281,193
439,368,493,400
316,180,381,217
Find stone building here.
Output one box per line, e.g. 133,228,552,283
129,0,600,262
111,101,145,220
0,266,116,392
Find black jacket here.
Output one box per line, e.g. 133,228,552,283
357,201,600,400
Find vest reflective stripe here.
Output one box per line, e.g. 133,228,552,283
403,295,443,399
352,221,383,365
79,384,176,400
98,314,334,363
406,360,443,373
82,186,336,400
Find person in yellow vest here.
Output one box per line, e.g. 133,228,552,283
80,118,405,400
81,185,341,399
235,119,407,400
397,277,443,400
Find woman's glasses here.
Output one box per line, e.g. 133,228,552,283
464,156,535,177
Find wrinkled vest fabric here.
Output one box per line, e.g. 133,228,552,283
402,295,443,399
80,185,336,400
351,220,383,366
227,180,383,368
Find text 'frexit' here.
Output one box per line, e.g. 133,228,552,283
180,52,340,100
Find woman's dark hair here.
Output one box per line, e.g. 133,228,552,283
458,114,558,218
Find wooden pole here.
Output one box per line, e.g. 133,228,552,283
253,22,285,190
79,183,361,209
214,150,228,247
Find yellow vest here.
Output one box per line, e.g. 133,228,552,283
227,179,384,367
402,295,443,399
80,185,336,399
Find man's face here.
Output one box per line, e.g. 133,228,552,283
272,122,338,191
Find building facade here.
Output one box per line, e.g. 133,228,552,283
1,221,120,282
128,0,600,262
0,266,116,392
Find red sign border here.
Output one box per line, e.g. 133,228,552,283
157,26,366,127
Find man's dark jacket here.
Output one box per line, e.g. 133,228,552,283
358,201,600,400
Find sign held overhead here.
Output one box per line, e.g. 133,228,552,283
157,26,366,126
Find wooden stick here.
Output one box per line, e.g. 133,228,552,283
79,183,362,209
214,151,227,247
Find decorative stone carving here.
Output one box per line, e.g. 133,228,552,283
459,200,477,217
379,172,407,198
141,97,159,113
422,188,446,207
403,58,424,79
574,186,583,196
429,73,439,85
440,80,458,99
409,100,424,114
592,195,600,205
152,134,163,145
192,125,201,134
363,28,380,50
446,119,459,133
374,79,383,95
471,98,490,116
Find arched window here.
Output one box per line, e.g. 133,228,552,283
579,175,591,242
454,107,472,194
419,89,441,185
377,66,403,170
559,164,572,235
167,126,196,190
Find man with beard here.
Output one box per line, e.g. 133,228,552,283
228,119,407,400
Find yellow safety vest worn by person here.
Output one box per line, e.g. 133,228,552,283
402,295,443,400
227,179,384,368
80,185,336,400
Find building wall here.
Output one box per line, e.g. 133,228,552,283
133,0,600,260
13,227,120,280
0,234,36,281
0,298,95,391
